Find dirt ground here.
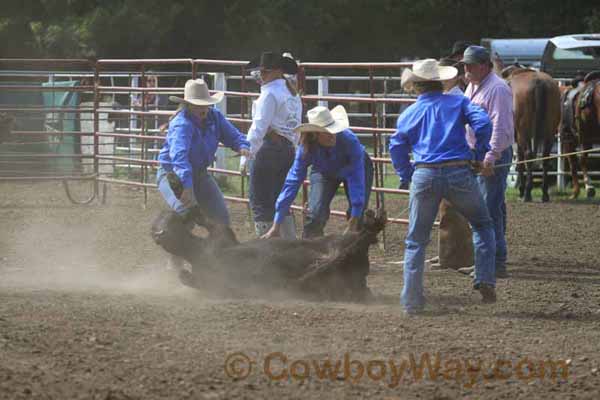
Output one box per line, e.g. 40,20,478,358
1,181,600,400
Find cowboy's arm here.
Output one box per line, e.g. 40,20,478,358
345,149,366,219
247,92,277,156
389,119,414,183
462,98,492,162
484,85,513,164
169,119,194,189
215,109,250,152
273,148,309,225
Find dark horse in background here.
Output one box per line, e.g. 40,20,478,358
501,65,561,202
559,71,600,199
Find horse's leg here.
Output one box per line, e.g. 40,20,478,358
564,139,580,199
524,160,534,202
524,140,534,202
581,142,596,198
517,145,526,199
541,138,553,203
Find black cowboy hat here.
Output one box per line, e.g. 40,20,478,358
439,57,459,67
246,51,298,74
450,41,472,58
439,57,465,75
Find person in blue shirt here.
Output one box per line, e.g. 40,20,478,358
389,59,497,314
156,79,250,226
262,105,373,239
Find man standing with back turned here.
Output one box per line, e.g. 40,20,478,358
390,59,497,315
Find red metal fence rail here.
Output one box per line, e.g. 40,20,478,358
0,59,97,204
1,58,431,237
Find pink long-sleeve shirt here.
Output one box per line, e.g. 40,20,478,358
465,71,514,164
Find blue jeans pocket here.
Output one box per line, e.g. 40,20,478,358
448,169,476,193
411,170,434,196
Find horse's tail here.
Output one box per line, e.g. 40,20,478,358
532,78,547,156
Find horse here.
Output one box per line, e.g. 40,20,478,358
559,72,600,199
501,65,561,202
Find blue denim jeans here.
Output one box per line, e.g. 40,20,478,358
303,153,374,239
249,136,295,223
401,165,496,313
477,147,512,272
156,167,230,226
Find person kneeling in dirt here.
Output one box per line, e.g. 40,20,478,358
389,59,497,314
262,105,373,239
156,79,250,267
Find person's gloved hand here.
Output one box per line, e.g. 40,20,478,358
239,147,251,159
180,187,195,208
398,180,409,190
480,160,495,177
239,155,248,174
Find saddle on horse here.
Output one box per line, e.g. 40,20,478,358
560,76,600,143
560,87,580,142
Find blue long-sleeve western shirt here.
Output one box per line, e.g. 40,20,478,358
389,92,492,183
274,129,366,224
158,108,250,188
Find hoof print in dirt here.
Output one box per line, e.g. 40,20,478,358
151,208,386,302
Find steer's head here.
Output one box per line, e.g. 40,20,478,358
151,210,203,260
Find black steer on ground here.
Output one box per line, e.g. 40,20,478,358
151,206,385,302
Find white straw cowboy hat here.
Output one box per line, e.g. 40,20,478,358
169,79,224,106
401,58,458,89
295,105,349,135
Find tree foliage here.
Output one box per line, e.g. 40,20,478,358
1,0,599,60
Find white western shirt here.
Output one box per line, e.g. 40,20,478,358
247,78,302,156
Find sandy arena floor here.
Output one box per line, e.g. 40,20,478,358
1,181,600,399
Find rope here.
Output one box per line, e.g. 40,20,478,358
494,146,600,169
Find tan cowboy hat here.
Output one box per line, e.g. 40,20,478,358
401,59,458,89
294,105,349,135
169,79,224,106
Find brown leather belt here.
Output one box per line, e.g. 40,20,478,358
415,160,470,169
265,129,290,144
